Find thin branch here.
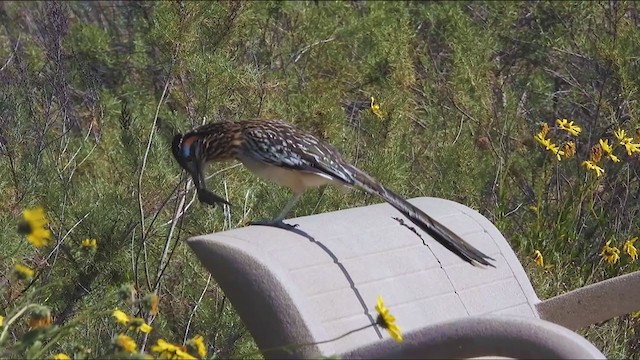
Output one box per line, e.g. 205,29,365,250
183,274,211,344
131,226,139,291
451,114,465,145
137,77,172,239
153,178,188,293
0,34,20,73
292,36,335,63
46,209,93,263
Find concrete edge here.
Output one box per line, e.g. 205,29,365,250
341,315,605,359
187,235,334,358
536,270,640,330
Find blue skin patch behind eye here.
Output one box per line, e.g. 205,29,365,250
182,143,191,157
181,136,197,158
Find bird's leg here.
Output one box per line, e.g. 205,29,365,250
249,192,303,229
274,192,303,222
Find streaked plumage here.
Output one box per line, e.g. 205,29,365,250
172,119,495,267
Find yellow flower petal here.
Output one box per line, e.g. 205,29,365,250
129,317,152,333
115,333,137,353
600,240,621,264
139,322,152,333
582,160,604,177
151,339,175,353
152,339,196,359
556,119,581,136
19,207,52,248
533,250,544,267
187,335,207,358
26,227,52,248
370,97,384,119
599,139,613,154
23,207,49,227
623,141,640,156
374,296,403,343
623,237,638,261
112,309,130,325
614,128,627,141
387,323,403,342
81,238,97,250
534,132,549,147
14,263,35,280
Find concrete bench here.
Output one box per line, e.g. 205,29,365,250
188,197,639,358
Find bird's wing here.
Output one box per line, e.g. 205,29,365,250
242,121,356,185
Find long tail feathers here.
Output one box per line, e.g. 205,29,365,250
348,166,495,267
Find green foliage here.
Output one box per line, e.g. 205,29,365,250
1,1,640,358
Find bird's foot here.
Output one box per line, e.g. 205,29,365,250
249,219,299,230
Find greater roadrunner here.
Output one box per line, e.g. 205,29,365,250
172,119,494,267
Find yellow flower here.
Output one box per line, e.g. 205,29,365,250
29,305,52,329
623,237,638,261
534,134,564,160
556,119,581,136
614,128,627,142
143,293,160,316
598,139,620,162
26,227,51,248
14,263,35,281
22,207,48,227
374,296,403,343
129,317,152,333
370,97,384,119
614,128,640,156
562,141,576,158
151,339,196,360
547,143,565,160
600,240,620,264
582,160,605,177
533,250,544,267
81,238,97,250
112,309,131,325
114,333,137,353
622,140,640,156
18,207,52,248
599,138,613,154
52,354,71,360
533,131,549,147
631,310,640,319
186,335,207,358
0,315,4,327
151,339,179,354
